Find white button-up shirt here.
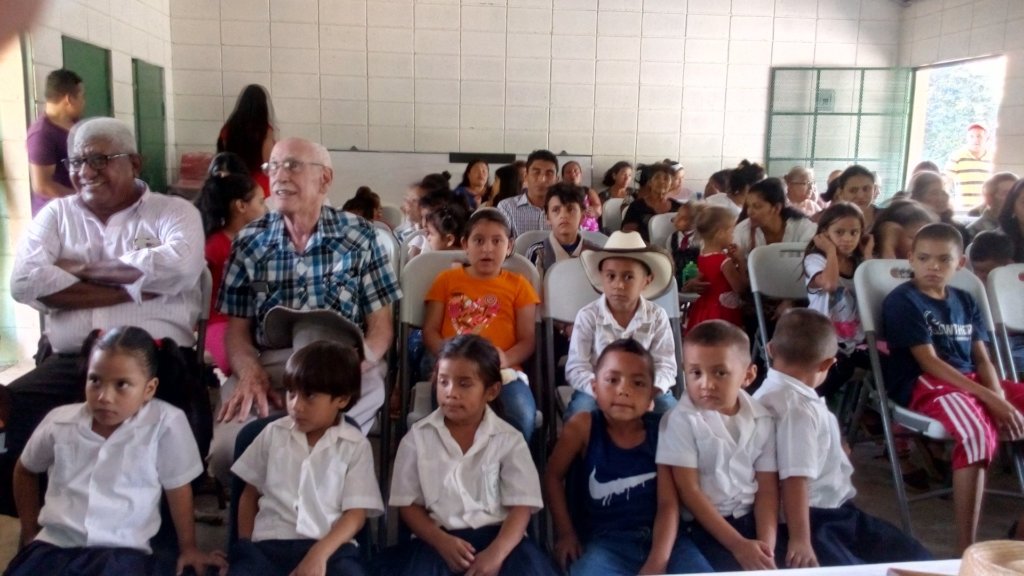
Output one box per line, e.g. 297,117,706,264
657,391,776,519
566,295,677,395
231,416,384,541
753,369,857,509
389,407,543,531
20,400,202,552
11,186,205,353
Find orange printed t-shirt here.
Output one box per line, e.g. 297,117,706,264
425,266,539,353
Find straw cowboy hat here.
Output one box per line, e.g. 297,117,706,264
888,541,1024,576
581,231,675,300
262,307,364,357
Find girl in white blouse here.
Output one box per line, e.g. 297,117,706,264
382,335,556,576
8,327,225,576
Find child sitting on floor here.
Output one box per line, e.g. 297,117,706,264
382,335,556,576
657,320,781,572
753,308,932,567
7,327,225,576
230,340,383,576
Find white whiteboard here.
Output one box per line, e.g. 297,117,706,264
326,150,593,207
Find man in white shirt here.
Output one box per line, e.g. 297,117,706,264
1,117,205,515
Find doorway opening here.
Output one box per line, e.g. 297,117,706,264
907,56,1006,214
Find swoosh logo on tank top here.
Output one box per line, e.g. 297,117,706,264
588,469,656,506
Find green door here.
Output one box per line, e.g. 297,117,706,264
133,59,167,192
61,36,112,118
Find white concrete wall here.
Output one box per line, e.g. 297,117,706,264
27,0,177,179
170,0,903,186
899,0,1024,176
0,37,37,365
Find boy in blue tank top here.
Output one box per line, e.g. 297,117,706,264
544,339,711,575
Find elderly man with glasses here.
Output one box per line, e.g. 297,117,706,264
1,117,205,514
208,137,400,487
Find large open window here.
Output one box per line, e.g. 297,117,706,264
766,67,912,201
906,56,1006,213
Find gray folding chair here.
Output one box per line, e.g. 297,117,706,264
747,242,808,362
854,259,1020,534
380,204,404,229
513,229,549,257
540,259,601,432
987,264,1024,380
580,230,609,247
601,198,625,232
647,212,676,250
398,228,425,273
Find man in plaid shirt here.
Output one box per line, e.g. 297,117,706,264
209,137,401,485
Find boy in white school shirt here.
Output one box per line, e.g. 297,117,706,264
230,337,384,576
656,319,782,572
753,309,932,567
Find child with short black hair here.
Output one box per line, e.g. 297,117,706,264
565,231,678,420
8,326,226,576
657,320,781,572
967,230,1024,377
230,340,383,576
883,222,1024,552
525,181,601,278
546,339,711,575
968,230,1015,284
384,335,556,576
754,309,931,567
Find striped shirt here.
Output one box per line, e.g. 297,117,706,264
218,206,401,348
496,193,550,239
945,147,992,210
11,186,205,352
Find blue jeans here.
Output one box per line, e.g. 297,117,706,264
564,390,677,422
569,528,712,576
500,378,536,444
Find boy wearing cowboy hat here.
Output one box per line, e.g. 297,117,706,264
564,231,678,420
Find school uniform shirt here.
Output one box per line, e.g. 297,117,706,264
753,369,856,509
19,400,202,553
231,417,384,542
882,283,986,406
803,253,864,355
565,295,677,395
389,406,543,531
656,392,776,519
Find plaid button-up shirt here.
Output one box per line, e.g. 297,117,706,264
217,206,401,348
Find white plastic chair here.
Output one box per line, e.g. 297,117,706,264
647,213,676,249
399,253,545,437
601,198,625,232
380,204,404,230
853,259,1017,534
580,230,609,247
747,242,808,359
513,230,549,257
398,229,426,273
651,277,684,394
987,264,1024,380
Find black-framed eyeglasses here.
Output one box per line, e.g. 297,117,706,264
261,160,327,175
62,153,132,172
